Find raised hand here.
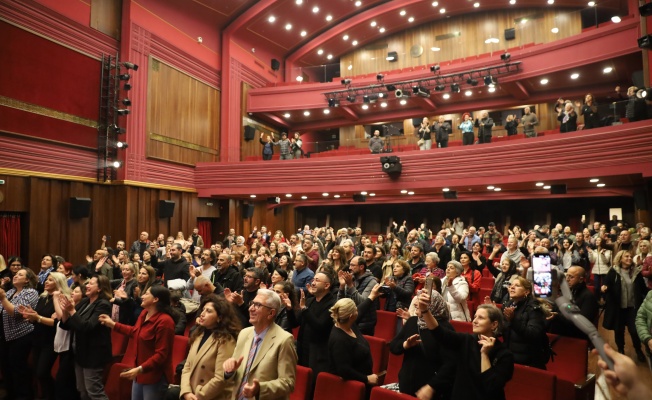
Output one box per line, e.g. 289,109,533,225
478,334,496,354
242,378,260,398
404,334,422,349
299,289,306,308
98,314,116,328
223,356,244,374
396,307,410,321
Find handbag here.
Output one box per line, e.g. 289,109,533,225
417,139,425,146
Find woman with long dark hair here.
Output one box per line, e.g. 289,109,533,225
133,266,157,321
100,285,176,399
487,258,519,305
0,256,23,291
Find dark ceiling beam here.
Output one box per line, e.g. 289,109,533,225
501,81,530,100
339,106,359,121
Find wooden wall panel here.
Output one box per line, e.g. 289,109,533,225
90,0,122,40
340,9,582,77
147,58,220,166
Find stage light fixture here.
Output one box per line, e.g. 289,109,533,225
466,78,478,86
347,95,356,102
435,85,445,91
376,73,384,81
341,78,352,85
122,98,131,106
430,64,441,73
115,108,130,115
363,95,370,103
500,53,511,61
640,3,652,16
328,98,340,107
638,34,652,49
123,83,132,91
118,74,131,81
412,86,430,97
116,141,128,149
385,84,397,91
484,76,497,87
450,83,460,93
110,124,126,134
112,160,123,168
636,88,652,100
122,62,139,71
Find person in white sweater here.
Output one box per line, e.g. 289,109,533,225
441,260,471,322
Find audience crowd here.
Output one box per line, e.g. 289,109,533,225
1,216,652,400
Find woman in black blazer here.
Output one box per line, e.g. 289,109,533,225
60,274,113,400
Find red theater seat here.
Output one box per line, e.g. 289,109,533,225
370,387,416,400
313,372,366,400
481,277,495,289
290,365,314,400
505,364,556,400
111,329,129,360
364,335,389,375
385,352,403,385
450,320,473,334
171,335,190,384
546,334,593,400
375,310,398,342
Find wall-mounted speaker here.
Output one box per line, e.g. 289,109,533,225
159,200,175,218
504,28,516,41
550,184,567,195
70,197,91,218
352,194,366,202
271,58,280,71
443,191,458,199
411,118,422,127
267,197,281,204
242,204,255,219
244,126,256,141
380,156,402,176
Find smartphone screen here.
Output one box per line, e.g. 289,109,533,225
532,253,552,298
424,276,434,295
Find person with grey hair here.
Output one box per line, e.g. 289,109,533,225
223,288,297,399
441,260,471,321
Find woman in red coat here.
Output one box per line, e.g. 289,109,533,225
99,285,176,400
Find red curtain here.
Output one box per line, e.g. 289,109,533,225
197,220,212,248
0,214,21,258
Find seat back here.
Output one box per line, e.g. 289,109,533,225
171,335,190,384
313,372,366,400
370,387,417,400
290,365,313,400
450,320,473,334
505,364,556,400
385,352,403,384
111,329,129,359
363,335,389,374
375,310,397,342
481,277,495,288
546,334,588,384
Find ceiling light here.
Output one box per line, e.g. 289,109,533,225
588,1,595,6
322,192,329,197
611,16,621,23
408,191,415,195
112,160,122,168
323,109,330,114
285,194,292,198
465,90,472,96
432,2,439,6
379,27,386,33
540,78,549,84
283,113,290,118
521,19,528,24
116,141,128,149
371,21,377,27
510,0,516,4
442,188,450,192
317,49,323,55
369,193,376,196
352,40,358,46
378,102,386,107
487,185,495,190
548,0,554,3
440,8,446,14
493,187,502,191
361,104,369,109
399,99,407,105
488,87,496,92
296,76,303,82
312,6,319,13
334,194,341,198
408,17,415,22
400,10,406,16
326,15,332,21
301,195,308,199
285,23,292,30
603,67,613,73
590,178,600,183
296,0,303,4
303,111,310,116
597,183,606,187
360,191,368,195
327,54,333,59
431,46,441,51
535,182,544,186
474,2,480,7
343,35,349,40
543,185,551,189
268,16,276,23
570,73,579,79
442,93,450,99
250,194,257,198
551,27,559,33
300,30,307,37
355,1,362,6
401,190,408,194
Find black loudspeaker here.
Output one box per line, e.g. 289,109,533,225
380,156,402,176
267,197,281,204
550,184,567,195
443,191,458,199
353,194,366,202
271,58,280,71
273,207,282,216
634,189,648,210
242,204,255,219
70,197,91,219
411,118,422,127
159,200,175,218
244,126,255,141
504,28,516,41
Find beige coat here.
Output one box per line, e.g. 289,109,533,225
180,334,237,400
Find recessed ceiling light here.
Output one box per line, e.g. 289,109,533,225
540,78,549,84
323,109,330,114
327,54,333,60
312,6,319,13
590,178,600,183
296,76,303,82
488,87,496,92
465,90,472,96
494,187,502,191
371,21,377,27
510,0,516,4
355,1,362,6
570,73,579,79
440,8,446,14
431,46,441,51
487,185,495,190
250,194,256,198
285,194,292,198
379,27,386,33
283,113,290,118
343,35,349,40
611,16,621,23
285,23,292,30
360,191,367,195
432,1,439,6
597,183,606,187
303,111,310,116
474,2,480,7
535,182,544,186
443,93,450,99
408,191,415,195
603,67,613,74
317,49,323,55
548,0,554,3
401,189,408,194
301,195,308,199
369,193,376,196
588,1,595,6
380,102,387,107
399,99,407,105
551,27,559,33
543,185,551,189
408,16,415,22
326,15,332,21
442,188,450,192
352,40,358,46
296,0,303,5
300,30,307,37
334,194,341,198
400,10,406,16
361,104,369,109
268,16,276,23
322,192,329,196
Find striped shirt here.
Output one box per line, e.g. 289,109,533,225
0,288,39,341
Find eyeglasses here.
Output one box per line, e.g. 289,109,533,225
10,263,22,267
249,301,273,310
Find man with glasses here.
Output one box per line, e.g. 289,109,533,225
337,256,378,335
291,254,314,294
550,266,598,340
211,253,243,293
223,289,297,400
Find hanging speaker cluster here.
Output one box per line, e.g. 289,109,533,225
380,156,402,177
